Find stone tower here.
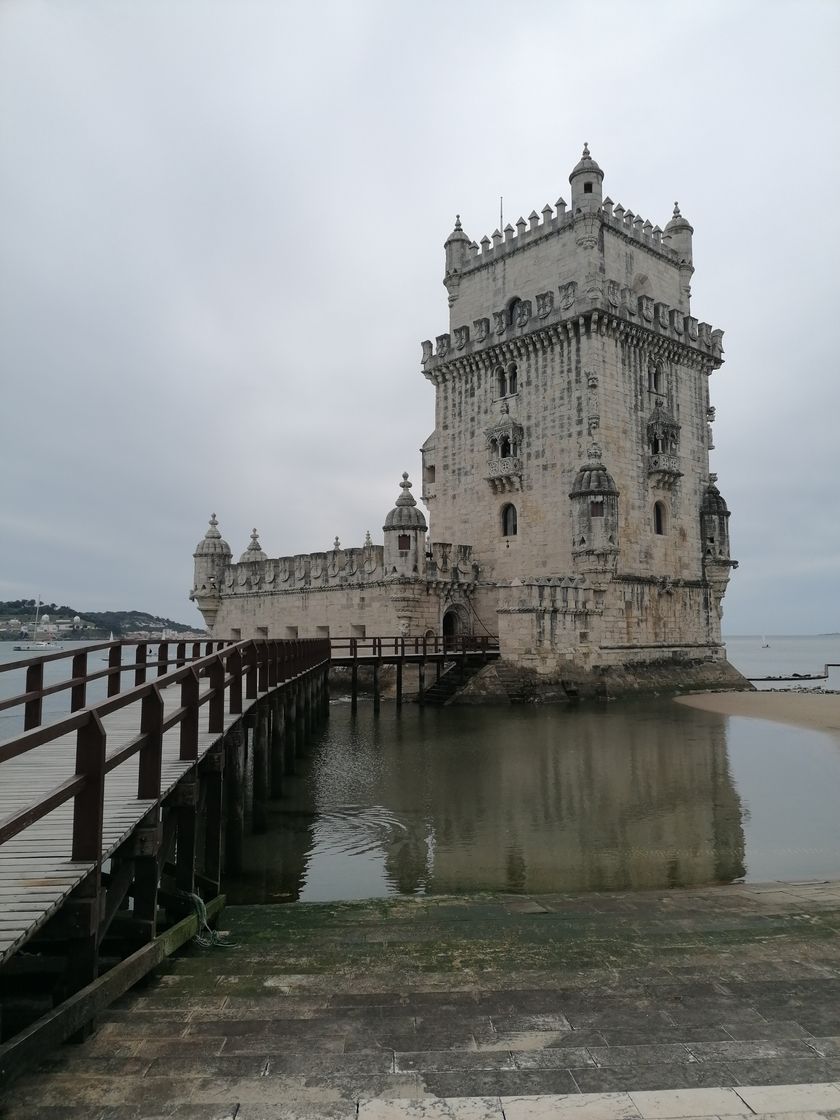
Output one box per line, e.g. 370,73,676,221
420,145,737,677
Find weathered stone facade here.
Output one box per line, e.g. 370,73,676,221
191,147,741,691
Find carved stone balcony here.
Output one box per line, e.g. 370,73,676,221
486,456,522,493
647,452,682,488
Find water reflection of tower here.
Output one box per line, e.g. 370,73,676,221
375,703,745,894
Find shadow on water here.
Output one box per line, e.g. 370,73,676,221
225,698,778,903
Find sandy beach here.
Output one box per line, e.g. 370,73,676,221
676,690,840,738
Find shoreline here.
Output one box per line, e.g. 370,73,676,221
675,690,840,737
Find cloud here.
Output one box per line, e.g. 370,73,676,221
1,0,837,632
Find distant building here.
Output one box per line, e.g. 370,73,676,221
191,147,742,695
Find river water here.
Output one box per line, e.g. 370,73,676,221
230,632,840,904
3,636,840,901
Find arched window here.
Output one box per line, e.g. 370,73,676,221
501,503,518,537
499,436,511,458
508,297,522,327
653,501,666,536
507,363,518,394
496,367,507,398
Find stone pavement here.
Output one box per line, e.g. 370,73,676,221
3,881,840,1119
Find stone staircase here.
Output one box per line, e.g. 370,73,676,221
422,656,490,705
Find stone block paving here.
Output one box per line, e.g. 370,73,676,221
3,882,840,1119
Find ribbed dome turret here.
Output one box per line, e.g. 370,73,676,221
665,201,693,235
701,479,729,515
239,528,267,563
570,446,618,497
444,214,470,248
569,142,604,183
383,473,427,532
194,514,232,559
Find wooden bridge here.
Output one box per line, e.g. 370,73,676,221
0,632,497,1086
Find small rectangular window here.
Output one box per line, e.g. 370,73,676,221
351,624,366,638
315,625,330,638
397,534,411,551
256,626,268,638
584,182,593,194
284,626,298,639
590,501,604,517
230,628,241,641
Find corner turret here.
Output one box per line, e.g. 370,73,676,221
569,143,604,214
700,475,737,619
664,202,694,310
191,513,231,627
383,473,427,578
444,215,470,308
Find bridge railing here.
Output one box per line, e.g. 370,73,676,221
330,634,500,659
0,638,235,733
0,638,330,860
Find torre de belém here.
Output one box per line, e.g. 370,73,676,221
191,147,747,698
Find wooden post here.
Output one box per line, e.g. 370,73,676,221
418,660,425,706
396,660,403,709
71,650,88,712
253,704,269,833
134,642,147,687
283,690,296,774
208,657,225,734
202,748,224,897
132,809,161,941
175,778,198,895
224,723,245,875
351,661,358,712
138,686,163,800
23,661,44,731
270,693,285,797
72,713,106,862
372,661,380,714
179,669,199,761
107,643,122,697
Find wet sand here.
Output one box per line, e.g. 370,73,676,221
676,690,840,737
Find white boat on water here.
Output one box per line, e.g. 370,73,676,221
13,599,64,652
761,635,770,648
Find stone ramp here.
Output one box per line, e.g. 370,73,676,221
4,882,840,1117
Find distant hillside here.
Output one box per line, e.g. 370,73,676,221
0,600,199,637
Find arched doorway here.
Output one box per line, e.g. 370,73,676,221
442,609,461,638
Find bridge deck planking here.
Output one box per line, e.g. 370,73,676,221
0,680,262,968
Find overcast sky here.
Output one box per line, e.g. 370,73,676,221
1,0,838,634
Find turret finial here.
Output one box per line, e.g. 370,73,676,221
454,214,462,230
333,536,341,551
400,471,411,489
673,201,681,217
582,142,590,157
364,529,372,547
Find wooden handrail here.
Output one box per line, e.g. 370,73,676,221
0,638,330,859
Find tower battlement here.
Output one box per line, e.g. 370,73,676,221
459,195,677,271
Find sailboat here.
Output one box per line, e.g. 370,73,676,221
13,598,64,652
761,635,770,648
